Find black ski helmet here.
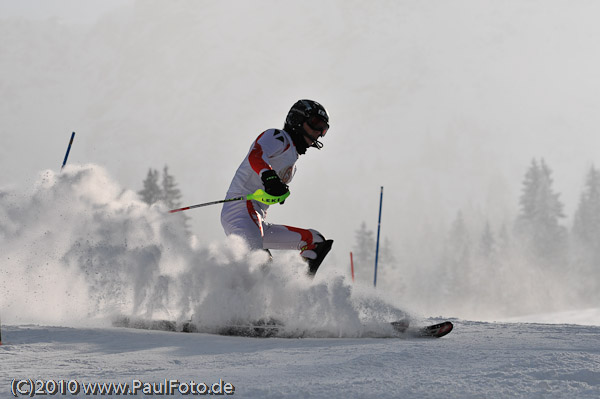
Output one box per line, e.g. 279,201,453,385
284,99,330,150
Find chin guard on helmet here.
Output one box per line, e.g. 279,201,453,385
284,99,330,151
303,131,324,149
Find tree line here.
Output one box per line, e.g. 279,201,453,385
352,159,600,317
138,165,190,234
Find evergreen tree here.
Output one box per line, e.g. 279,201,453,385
435,211,474,308
518,159,542,225
378,236,405,293
352,222,401,289
353,222,375,282
479,220,496,260
161,165,191,234
138,165,191,235
573,165,600,261
444,211,472,285
138,168,161,205
161,165,183,209
515,159,567,264
497,222,511,255
380,237,398,271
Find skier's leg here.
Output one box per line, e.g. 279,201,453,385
221,200,265,250
262,224,333,276
262,225,321,253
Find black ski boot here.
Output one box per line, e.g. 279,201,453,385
305,239,334,277
263,248,273,263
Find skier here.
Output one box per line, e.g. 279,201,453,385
221,99,334,276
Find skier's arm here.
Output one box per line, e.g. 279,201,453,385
248,131,273,176
248,131,289,198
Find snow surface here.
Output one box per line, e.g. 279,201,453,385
1,166,600,398
2,320,600,398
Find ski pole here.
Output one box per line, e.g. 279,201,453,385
169,189,290,213
373,186,384,287
61,132,76,171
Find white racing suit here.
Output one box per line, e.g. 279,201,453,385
221,128,324,260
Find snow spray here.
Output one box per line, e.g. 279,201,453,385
0,165,407,336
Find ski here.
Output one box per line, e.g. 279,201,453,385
182,318,281,338
391,320,454,338
114,316,453,338
113,316,282,338
419,321,454,338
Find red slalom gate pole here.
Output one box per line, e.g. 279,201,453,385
350,252,355,283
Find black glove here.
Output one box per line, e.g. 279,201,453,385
261,170,289,196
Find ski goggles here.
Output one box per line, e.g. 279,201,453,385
306,115,329,136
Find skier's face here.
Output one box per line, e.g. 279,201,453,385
302,123,322,146
302,116,328,146
306,115,329,136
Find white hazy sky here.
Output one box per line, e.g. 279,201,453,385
2,0,600,265
0,0,132,24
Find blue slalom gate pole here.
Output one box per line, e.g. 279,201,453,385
373,186,384,287
61,132,75,171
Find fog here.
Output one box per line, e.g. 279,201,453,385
2,0,600,321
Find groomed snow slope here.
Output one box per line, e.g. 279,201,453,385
2,320,600,398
